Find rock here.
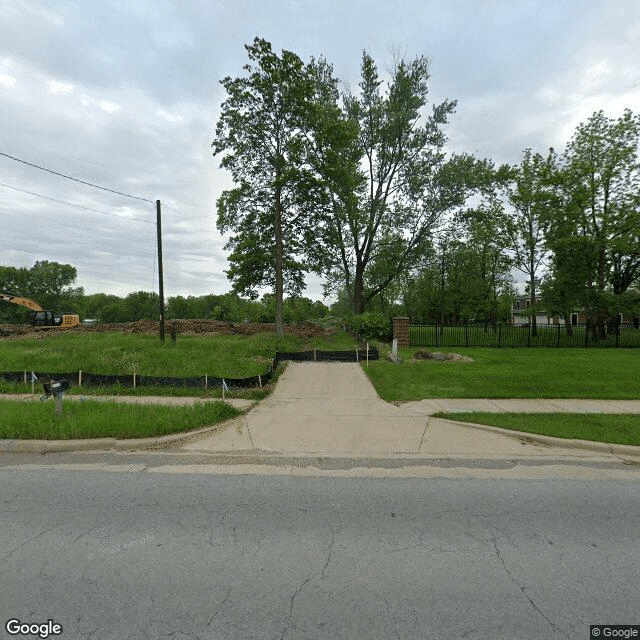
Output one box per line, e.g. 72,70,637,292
411,349,473,363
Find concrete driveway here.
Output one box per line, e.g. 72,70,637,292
181,362,640,463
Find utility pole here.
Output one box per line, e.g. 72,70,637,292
156,199,165,342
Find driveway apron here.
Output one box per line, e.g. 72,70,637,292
181,362,608,459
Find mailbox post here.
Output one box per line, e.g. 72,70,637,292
41,379,71,415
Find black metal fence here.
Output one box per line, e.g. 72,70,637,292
409,323,640,348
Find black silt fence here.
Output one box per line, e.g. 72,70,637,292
275,348,379,363
0,349,375,392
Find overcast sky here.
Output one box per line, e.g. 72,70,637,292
1,0,639,301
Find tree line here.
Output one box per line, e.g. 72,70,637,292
0,261,329,325
213,38,640,338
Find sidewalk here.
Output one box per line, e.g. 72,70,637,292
2,365,640,465
180,362,640,463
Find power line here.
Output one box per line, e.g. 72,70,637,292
0,181,155,224
0,151,155,204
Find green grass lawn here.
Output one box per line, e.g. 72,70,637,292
0,398,241,440
364,347,640,401
434,412,640,447
0,330,356,377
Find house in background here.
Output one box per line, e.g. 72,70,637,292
511,295,639,327
511,296,560,326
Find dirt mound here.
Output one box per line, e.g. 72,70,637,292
1,319,334,339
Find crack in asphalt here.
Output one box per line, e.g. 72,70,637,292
321,527,335,579
1,520,64,563
281,525,337,639
281,576,313,640
207,586,232,628
491,538,572,639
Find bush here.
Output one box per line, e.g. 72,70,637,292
347,312,392,342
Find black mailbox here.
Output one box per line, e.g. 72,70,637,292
42,379,71,399
41,379,71,415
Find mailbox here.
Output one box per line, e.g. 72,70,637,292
41,379,71,415
42,379,71,398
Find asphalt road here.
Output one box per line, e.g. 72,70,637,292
1,462,638,640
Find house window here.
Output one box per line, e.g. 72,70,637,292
571,313,578,326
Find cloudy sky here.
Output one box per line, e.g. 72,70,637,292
1,0,639,301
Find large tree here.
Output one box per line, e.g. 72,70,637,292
504,148,556,335
212,38,320,336
310,51,499,313
548,109,640,337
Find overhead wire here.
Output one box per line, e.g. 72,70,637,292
1,150,162,296
0,181,155,224
0,151,156,204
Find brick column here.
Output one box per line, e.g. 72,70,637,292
392,317,410,348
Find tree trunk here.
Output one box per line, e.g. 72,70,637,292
352,263,365,314
274,186,284,338
529,269,537,338
565,317,573,337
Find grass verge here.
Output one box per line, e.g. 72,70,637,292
365,348,640,401
0,398,241,440
434,412,640,447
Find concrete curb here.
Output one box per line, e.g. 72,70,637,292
0,415,246,454
439,418,640,459
0,423,237,453
2,416,640,461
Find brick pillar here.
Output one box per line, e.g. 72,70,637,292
392,317,410,348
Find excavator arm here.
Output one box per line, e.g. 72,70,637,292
1,291,44,311
1,291,79,328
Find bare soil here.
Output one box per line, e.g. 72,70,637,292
0,319,335,340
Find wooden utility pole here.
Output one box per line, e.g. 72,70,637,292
156,199,165,342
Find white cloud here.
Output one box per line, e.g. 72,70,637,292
157,109,184,123
0,74,15,88
48,80,74,94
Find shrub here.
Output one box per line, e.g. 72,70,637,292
347,312,392,342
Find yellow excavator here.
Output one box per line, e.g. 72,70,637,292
0,291,80,328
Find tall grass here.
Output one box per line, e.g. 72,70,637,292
0,330,357,378
0,398,241,440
